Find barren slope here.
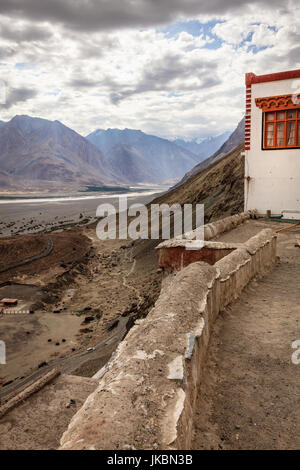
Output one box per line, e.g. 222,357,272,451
152,143,245,223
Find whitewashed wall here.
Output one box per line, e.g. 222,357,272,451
245,78,300,218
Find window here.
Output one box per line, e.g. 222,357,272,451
264,109,300,149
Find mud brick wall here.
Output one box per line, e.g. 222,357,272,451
157,245,236,270
156,210,257,271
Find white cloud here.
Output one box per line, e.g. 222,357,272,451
0,1,299,139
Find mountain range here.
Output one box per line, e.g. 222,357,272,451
173,131,230,161
175,118,245,186
86,128,201,184
0,115,243,191
0,115,120,191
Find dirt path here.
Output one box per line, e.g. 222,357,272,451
192,226,300,450
121,247,144,305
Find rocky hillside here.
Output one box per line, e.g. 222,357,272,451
152,143,245,223
86,128,200,184
176,118,244,186
0,115,124,190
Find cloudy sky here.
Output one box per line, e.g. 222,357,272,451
0,0,299,139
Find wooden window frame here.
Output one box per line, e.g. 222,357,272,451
263,109,300,149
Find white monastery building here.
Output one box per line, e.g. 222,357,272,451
244,69,300,219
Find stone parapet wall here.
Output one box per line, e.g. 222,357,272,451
178,209,257,242
203,210,255,241
59,227,276,451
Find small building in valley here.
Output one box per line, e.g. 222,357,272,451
1,298,18,306
244,69,300,219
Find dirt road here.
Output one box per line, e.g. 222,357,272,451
0,226,162,395
0,313,130,403
192,224,300,449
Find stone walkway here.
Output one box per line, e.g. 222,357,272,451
192,222,300,449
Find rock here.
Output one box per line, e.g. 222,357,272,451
79,327,93,333
123,444,136,450
38,361,48,368
83,316,94,323
106,319,119,331
122,302,138,317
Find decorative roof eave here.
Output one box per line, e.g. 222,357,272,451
255,94,300,112
246,69,300,86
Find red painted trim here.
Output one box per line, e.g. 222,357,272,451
255,94,300,112
245,69,300,86
245,75,253,150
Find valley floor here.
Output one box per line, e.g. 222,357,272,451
0,225,162,396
